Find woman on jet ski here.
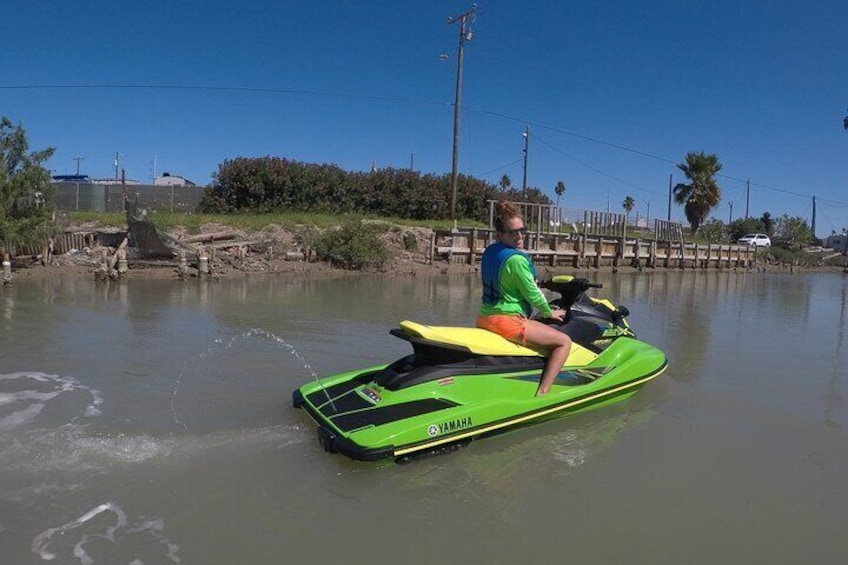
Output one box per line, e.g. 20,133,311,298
477,200,571,396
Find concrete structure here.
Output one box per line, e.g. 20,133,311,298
89,177,142,186
825,233,848,253
154,173,196,187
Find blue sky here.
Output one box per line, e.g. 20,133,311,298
4,1,847,235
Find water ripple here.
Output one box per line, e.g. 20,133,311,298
31,501,181,564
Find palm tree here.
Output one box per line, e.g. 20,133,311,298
554,180,565,207
673,151,723,234
499,174,512,192
622,195,635,218
760,211,773,236
622,196,635,239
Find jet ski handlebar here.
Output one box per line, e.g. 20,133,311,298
538,277,602,314
539,277,602,294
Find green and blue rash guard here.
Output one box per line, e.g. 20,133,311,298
480,242,552,318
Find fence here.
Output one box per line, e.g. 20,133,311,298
487,201,665,239
6,228,127,259
53,183,206,213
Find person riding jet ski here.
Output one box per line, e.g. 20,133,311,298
476,200,571,396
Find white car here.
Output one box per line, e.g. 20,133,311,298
738,233,771,247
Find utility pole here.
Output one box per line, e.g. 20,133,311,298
447,3,476,224
728,200,733,224
745,179,750,218
121,169,127,211
73,156,85,175
521,126,530,198
114,152,120,180
667,174,672,221
409,152,414,171
812,195,817,239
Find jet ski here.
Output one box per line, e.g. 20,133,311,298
292,275,667,462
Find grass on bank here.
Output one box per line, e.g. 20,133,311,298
770,246,848,268
65,211,482,233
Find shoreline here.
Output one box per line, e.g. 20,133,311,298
4,220,844,283
7,254,841,284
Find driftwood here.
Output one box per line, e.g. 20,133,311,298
202,239,264,250
181,231,240,244
108,237,129,270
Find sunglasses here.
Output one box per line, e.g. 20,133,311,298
501,227,528,236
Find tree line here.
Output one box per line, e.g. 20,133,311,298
0,117,56,254
199,156,550,222
696,214,813,249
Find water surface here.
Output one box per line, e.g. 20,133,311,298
1,271,846,564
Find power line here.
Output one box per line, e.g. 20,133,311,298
5,82,847,208
816,197,848,208
531,133,664,197
476,157,523,178
716,172,811,199
0,83,449,109
466,106,848,207
465,106,678,166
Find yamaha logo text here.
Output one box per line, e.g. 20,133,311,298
427,417,473,437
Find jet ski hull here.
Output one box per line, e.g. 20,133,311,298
293,336,667,462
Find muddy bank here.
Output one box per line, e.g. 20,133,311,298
4,221,836,283
7,251,791,283
5,222,480,282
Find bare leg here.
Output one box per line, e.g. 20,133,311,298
522,319,572,396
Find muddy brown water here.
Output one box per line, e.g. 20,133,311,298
1,271,846,564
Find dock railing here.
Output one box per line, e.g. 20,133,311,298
431,226,755,269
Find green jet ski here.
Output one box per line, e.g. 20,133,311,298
292,275,667,462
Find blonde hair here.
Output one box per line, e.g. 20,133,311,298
494,200,523,232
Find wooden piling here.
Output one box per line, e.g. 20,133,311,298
2,253,11,285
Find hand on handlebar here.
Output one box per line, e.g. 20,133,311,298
548,308,567,323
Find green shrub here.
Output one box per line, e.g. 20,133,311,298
767,246,824,267
402,231,418,252
695,218,730,243
311,220,389,270
824,254,848,268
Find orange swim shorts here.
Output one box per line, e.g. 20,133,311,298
476,314,528,346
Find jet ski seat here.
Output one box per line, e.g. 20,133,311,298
398,320,543,357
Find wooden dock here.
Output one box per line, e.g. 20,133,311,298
431,228,755,269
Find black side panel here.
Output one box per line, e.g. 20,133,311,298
557,318,604,352
317,391,373,416
374,348,546,391
329,398,459,432
306,371,377,406
508,368,604,386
